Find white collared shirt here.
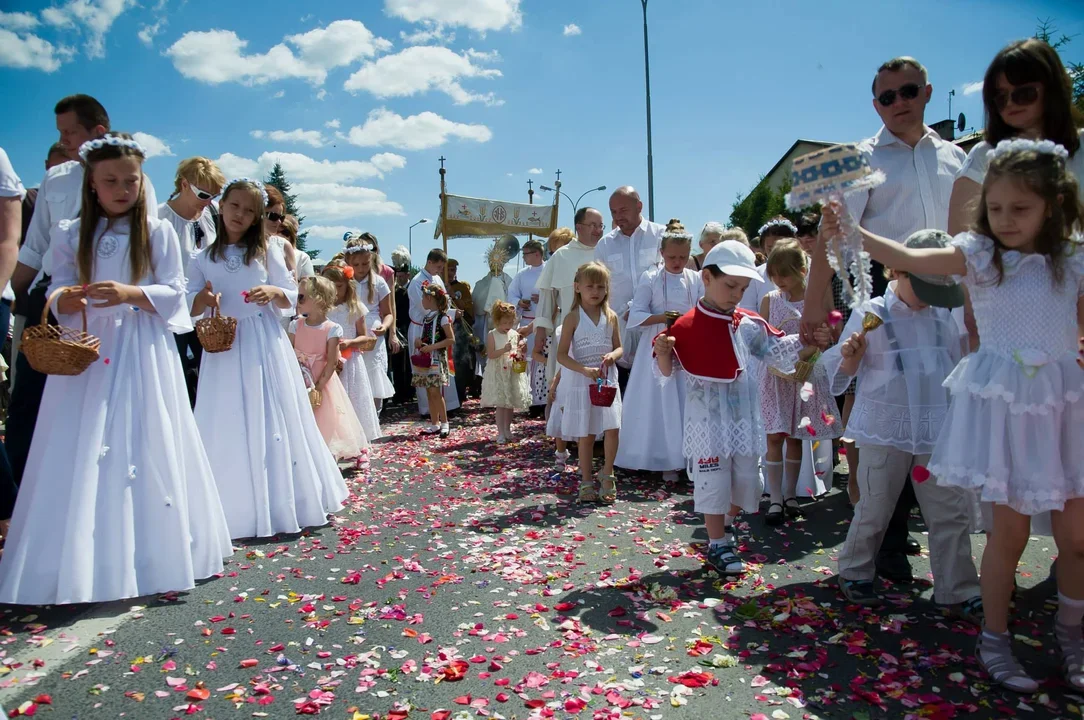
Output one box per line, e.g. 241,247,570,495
739,264,776,314
845,126,965,239
820,283,965,454
157,202,217,270
593,218,666,314
20,160,159,283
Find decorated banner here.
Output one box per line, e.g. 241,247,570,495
436,193,558,240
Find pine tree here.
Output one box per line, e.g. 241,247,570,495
729,178,792,240
263,162,317,258
1035,20,1084,115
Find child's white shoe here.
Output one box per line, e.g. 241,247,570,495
421,424,440,435
555,450,570,468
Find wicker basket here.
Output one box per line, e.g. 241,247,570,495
20,286,101,376
308,387,322,408
511,358,528,374
195,306,236,353
356,335,378,352
768,358,816,384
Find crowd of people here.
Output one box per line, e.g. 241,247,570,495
0,37,1081,696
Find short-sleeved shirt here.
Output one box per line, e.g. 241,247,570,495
959,130,1084,204
0,147,25,301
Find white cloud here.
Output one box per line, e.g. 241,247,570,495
344,45,502,105
273,90,285,98
166,19,389,86
250,128,326,148
400,24,454,46
325,119,341,129
132,131,173,159
562,23,581,37
316,88,327,100
293,183,404,220
346,108,492,151
385,0,522,33
962,81,984,96
214,150,407,184
0,29,67,72
305,225,358,243
138,18,166,46
0,11,40,30
528,168,542,175
41,0,135,59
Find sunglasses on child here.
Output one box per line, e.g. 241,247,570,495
994,84,1040,111
266,211,286,223
188,183,217,201
877,83,922,107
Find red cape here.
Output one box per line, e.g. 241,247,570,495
656,301,783,382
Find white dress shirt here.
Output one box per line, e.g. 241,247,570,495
740,264,776,314
845,126,965,239
157,202,216,270
593,217,665,364
19,160,159,286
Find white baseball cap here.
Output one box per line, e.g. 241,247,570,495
702,240,760,281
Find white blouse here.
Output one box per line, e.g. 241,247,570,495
820,284,964,454
627,267,703,329
959,129,1084,203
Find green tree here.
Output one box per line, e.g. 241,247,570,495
1035,19,1084,115
729,177,793,241
263,162,318,258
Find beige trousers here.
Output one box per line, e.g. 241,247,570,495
838,444,980,604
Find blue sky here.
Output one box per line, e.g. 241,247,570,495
1,0,1082,286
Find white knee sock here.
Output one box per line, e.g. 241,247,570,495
765,460,783,504
1058,592,1084,627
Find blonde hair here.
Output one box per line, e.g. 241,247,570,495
490,300,517,326
422,283,449,313
171,157,225,200
344,236,379,305
321,261,364,318
211,180,267,266
298,276,336,313
765,240,807,287
569,261,618,327
547,227,575,254
718,228,749,246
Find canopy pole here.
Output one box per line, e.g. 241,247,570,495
439,156,448,286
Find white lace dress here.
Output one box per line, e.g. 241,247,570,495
355,276,396,400
928,232,1084,515
553,308,622,438
329,304,382,442
657,314,803,512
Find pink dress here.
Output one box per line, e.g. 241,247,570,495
291,319,368,459
758,290,842,439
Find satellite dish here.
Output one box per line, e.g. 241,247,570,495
957,113,966,132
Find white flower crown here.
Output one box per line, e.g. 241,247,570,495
344,242,374,255
77,135,146,163
228,177,269,206
757,218,797,237
988,138,1070,162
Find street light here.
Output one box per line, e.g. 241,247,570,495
640,0,655,222
408,218,429,256
539,185,607,215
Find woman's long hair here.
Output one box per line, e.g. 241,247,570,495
77,133,151,285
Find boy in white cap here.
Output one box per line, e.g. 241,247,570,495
654,241,825,575
821,229,982,619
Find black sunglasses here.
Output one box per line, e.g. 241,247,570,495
877,83,921,107
994,84,1039,111
267,211,285,223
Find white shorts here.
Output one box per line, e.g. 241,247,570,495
690,453,762,515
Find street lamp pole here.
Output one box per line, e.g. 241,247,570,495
539,185,607,215
408,218,429,257
640,0,655,222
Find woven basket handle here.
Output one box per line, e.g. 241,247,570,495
43,285,87,333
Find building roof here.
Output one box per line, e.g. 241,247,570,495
759,138,838,186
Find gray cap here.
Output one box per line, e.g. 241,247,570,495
903,230,964,308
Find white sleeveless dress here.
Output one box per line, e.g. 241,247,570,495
329,303,382,441
553,307,622,438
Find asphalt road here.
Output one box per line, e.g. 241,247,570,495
0,400,1071,720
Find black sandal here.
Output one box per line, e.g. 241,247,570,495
765,502,784,526
783,497,804,520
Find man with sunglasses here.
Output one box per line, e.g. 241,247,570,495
159,157,225,406
801,57,967,588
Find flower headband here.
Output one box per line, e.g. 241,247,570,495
77,135,146,163
228,177,269,206
344,243,374,255
989,138,1070,162
758,218,797,237
421,280,447,297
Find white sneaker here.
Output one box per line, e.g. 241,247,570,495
555,450,570,468
421,424,440,435
439,423,450,438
